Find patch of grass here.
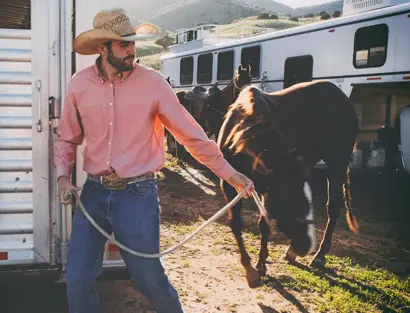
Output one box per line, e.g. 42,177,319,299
282,267,379,313
177,286,189,298
174,222,200,236
279,255,410,313
228,303,238,312
325,255,410,311
212,231,235,246
182,259,190,268
138,53,162,71
160,234,176,248
195,291,208,303
135,42,164,57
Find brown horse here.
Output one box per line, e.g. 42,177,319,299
217,80,359,287
166,64,252,158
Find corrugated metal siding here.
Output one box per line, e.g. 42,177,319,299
0,0,31,29
0,27,34,262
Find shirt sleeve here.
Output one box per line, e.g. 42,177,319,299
154,73,237,181
54,79,84,180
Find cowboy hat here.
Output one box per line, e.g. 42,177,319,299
73,8,161,55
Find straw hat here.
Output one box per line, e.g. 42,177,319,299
73,8,161,55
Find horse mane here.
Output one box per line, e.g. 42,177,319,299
223,86,279,155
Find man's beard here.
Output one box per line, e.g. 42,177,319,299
107,52,135,72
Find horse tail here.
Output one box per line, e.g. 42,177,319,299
343,166,359,233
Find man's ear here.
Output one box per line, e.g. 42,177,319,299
96,43,107,56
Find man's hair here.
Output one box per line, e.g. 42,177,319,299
103,41,112,52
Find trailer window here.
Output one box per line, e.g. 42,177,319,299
354,24,388,68
197,53,213,84
180,57,194,85
283,55,313,89
241,45,261,78
217,50,234,81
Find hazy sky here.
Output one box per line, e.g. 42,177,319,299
274,0,338,8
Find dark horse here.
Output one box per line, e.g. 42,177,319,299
166,64,252,158
217,80,359,287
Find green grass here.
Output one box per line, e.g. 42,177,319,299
135,41,164,57
209,224,409,312
272,255,410,313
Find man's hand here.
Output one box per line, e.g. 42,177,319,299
226,172,255,199
58,176,81,205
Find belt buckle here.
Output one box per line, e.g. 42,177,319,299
102,172,126,190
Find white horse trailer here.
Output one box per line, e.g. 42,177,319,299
0,0,139,284
160,0,410,173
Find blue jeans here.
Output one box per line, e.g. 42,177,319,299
66,178,184,313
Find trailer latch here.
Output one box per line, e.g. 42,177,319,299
49,96,61,119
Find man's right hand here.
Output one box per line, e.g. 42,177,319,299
58,176,81,205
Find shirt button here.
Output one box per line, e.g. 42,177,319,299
106,161,109,165
109,122,112,126
110,83,113,87
108,142,112,145
109,102,112,106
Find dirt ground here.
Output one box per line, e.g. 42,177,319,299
1,158,410,313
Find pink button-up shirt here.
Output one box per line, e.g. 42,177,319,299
54,59,236,182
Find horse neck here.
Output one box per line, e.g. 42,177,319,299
218,79,238,110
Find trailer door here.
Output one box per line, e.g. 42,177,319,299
0,0,59,265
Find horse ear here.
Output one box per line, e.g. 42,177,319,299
237,64,243,73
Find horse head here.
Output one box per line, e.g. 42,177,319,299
223,86,316,257
233,64,252,98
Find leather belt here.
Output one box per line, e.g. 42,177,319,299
87,171,156,190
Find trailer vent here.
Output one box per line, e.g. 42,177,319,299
352,0,384,10
343,0,408,16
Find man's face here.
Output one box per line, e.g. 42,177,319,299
104,40,136,72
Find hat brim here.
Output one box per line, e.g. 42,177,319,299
73,28,161,55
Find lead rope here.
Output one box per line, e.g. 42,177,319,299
67,182,268,259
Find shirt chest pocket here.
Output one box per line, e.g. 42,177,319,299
79,105,104,139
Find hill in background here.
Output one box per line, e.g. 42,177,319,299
136,14,323,70
115,0,344,30
294,0,343,16
115,0,294,30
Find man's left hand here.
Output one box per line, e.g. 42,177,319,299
226,172,255,199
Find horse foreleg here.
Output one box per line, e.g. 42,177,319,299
255,214,269,276
309,170,344,267
255,194,269,276
222,180,261,288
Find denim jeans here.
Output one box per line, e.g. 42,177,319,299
66,178,184,313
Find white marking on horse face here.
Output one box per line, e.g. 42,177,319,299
303,182,316,254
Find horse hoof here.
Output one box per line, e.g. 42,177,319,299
283,247,297,263
309,256,326,268
248,278,262,289
246,266,261,288
255,263,267,277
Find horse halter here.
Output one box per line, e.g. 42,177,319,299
232,75,249,99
